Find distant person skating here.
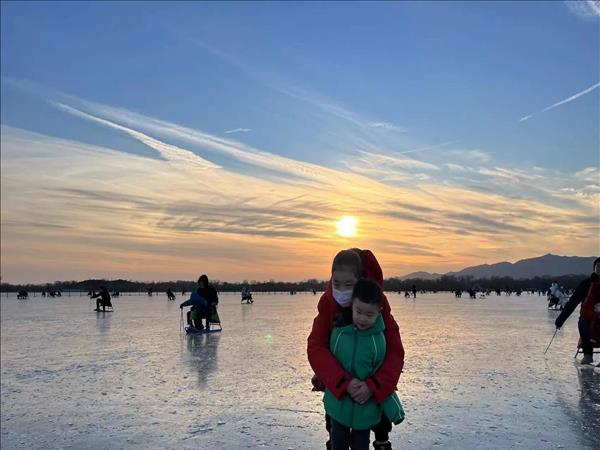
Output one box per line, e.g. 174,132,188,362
555,257,600,364
166,288,176,301
411,284,417,299
92,287,112,312
324,278,404,450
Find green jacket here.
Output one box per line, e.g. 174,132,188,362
324,315,405,430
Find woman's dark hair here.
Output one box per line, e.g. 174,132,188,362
198,274,209,284
594,257,600,269
331,249,363,278
352,278,382,306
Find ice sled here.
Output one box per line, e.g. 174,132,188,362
185,326,222,334
186,309,222,334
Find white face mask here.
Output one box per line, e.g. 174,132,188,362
332,288,353,307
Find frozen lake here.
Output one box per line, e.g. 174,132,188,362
1,292,599,449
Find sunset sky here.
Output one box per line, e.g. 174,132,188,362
1,2,598,283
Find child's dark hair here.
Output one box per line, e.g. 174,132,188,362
594,257,600,269
352,278,382,306
332,249,363,278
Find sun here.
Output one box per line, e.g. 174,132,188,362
336,216,358,238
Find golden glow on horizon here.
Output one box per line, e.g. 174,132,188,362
1,123,597,284
336,216,358,238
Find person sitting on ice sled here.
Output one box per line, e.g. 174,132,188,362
555,257,600,364
92,287,112,311
180,292,208,330
308,249,405,450
241,285,253,303
548,281,564,309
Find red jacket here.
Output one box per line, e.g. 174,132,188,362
581,281,600,323
307,250,405,404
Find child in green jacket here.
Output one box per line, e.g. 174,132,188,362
324,278,404,450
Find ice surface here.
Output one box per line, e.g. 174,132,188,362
1,292,599,449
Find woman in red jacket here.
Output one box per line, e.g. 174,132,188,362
308,249,405,450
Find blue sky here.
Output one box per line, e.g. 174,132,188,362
1,1,598,282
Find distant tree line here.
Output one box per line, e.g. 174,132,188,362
386,274,587,293
0,274,588,294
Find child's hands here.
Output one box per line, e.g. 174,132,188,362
347,378,361,395
349,380,373,404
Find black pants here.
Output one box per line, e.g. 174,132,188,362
330,418,370,450
579,316,597,355
326,413,391,443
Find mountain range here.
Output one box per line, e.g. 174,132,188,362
400,254,597,280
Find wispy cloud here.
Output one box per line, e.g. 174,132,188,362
348,150,441,182
478,167,544,183
181,36,424,151
50,98,363,187
520,81,600,122
445,163,468,172
565,1,600,19
519,114,533,122
360,150,440,171
52,102,221,170
446,149,491,162
367,122,406,132
575,166,600,185
224,128,251,134
393,140,460,156
541,82,600,112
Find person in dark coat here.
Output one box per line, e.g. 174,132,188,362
197,274,219,329
92,287,112,312
166,288,176,301
555,257,600,364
